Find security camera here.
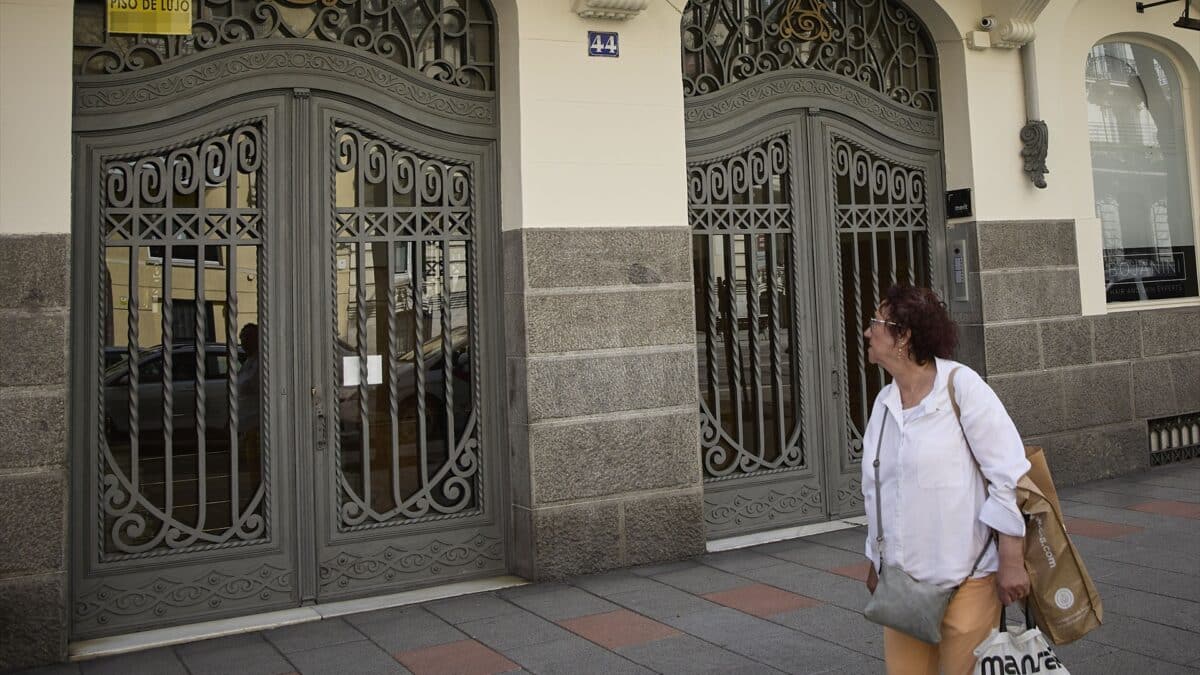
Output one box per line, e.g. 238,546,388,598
980,15,997,31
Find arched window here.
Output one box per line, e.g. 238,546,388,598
1086,41,1197,303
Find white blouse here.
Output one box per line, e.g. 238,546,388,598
862,358,1030,589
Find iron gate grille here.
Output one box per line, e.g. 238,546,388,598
831,133,930,463
329,123,482,532
72,0,496,91
689,134,809,490
681,0,938,109
95,122,270,560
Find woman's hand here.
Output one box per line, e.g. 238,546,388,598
866,564,878,595
996,534,1030,605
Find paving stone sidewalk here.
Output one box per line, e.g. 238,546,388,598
21,459,1200,675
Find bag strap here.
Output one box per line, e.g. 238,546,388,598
871,367,993,578
947,366,997,577
998,602,1037,632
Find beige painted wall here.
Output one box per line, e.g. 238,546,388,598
0,0,73,235
501,0,688,231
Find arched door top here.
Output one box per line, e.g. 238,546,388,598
682,0,939,113
73,0,497,91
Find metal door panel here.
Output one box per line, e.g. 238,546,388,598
306,97,506,601
807,113,947,518
70,98,299,639
687,117,828,539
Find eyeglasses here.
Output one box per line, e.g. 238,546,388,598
869,317,900,328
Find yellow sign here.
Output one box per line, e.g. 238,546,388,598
108,0,193,36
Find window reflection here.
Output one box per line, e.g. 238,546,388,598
1087,42,1197,302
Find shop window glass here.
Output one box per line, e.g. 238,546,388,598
1086,41,1197,302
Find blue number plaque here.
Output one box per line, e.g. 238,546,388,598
587,31,619,58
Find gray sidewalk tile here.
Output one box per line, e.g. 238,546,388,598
501,585,620,621
697,549,781,572
262,617,366,654
616,634,784,674
629,560,702,577
1093,542,1200,575
347,606,467,653
502,637,654,675
1068,648,1200,674
1130,474,1200,491
739,562,870,612
729,628,873,675
651,563,751,594
755,539,865,570
1088,482,1200,503
285,640,411,675
1062,501,1200,531
1049,637,1121,666
1094,582,1200,633
1087,558,1200,602
772,603,884,659
797,527,866,553
424,592,525,624
78,648,187,675
1118,529,1200,557
570,570,663,597
605,582,720,621
458,608,574,651
659,606,790,647
1058,488,1149,509
1085,612,1200,665
176,634,294,675
17,666,80,675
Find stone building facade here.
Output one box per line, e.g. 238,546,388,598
0,0,1196,669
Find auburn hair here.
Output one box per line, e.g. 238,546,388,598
880,284,958,364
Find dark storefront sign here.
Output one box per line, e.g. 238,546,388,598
1104,246,1198,302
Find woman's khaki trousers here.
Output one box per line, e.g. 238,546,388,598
883,574,1000,675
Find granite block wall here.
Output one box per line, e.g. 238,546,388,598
0,234,71,670
504,227,706,580
957,220,1200,485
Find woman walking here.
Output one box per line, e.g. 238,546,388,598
861,284,1030,675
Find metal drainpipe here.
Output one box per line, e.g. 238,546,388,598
1019,40,1050,188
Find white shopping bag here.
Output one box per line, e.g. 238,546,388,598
973,607,1069,674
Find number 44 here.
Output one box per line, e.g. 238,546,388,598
590,33,618,55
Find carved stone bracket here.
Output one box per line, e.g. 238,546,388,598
981,0,1050,48
1020,119,1049,189
572,0,649,20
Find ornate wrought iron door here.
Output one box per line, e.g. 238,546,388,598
309,100,505,601
682,0,945,537
71,0,502,638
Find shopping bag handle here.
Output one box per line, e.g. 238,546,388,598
998,602,1037,632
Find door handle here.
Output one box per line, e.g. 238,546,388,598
312,387,327,453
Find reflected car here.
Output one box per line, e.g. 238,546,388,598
102,344,244,442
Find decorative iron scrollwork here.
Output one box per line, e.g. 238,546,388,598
779,0,833,42
98,122,270,559
318,534,503,590
689,134,807,482
75,564,292,625
330,123,482,531
73,0,497,91
682,0,938,110
829,134,929,465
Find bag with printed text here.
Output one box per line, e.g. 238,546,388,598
1017,447,1103,644
974,605,1070,675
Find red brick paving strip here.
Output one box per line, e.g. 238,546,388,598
703,583,822,618
1063,517,1143,540
394,639,519,675
558,609,680,649
1129,500,1200,519
830,561,872,583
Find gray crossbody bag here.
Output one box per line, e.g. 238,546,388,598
863,368,994,644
